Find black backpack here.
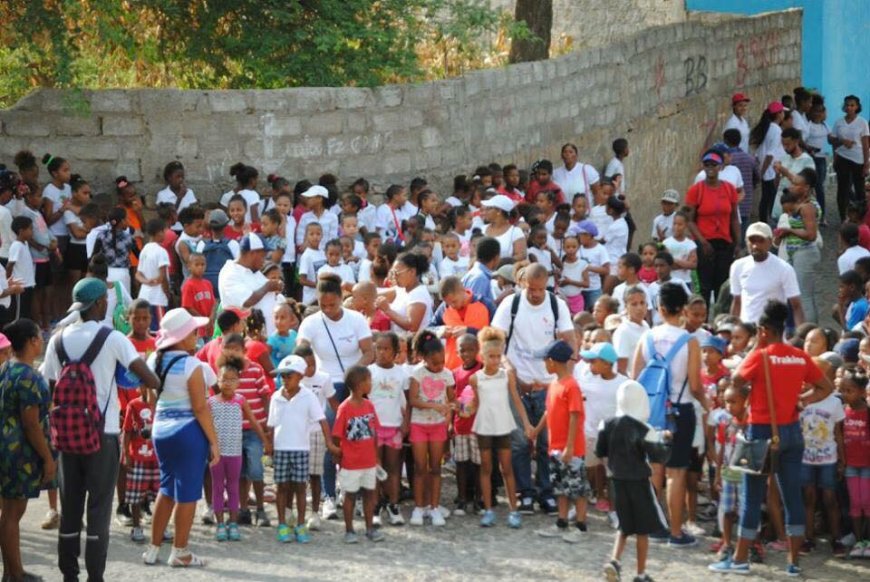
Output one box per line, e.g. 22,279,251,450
505,291,560,350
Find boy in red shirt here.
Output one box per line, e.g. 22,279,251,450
122,383,160,543
333,365,384,543
181,253,216,343
532,339,589,543
452,334,482,515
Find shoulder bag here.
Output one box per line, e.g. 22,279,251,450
729,349,780,475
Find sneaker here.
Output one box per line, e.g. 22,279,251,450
716,544,733,562
366,529,385,542
431,508,446,527
799,539,814,555
603,560,621,582
294,524,311,543
453,502,467,517
668,533,698,548
542,498,558,515
649,529,670,543
307,513,322,531
387,504,405,526
373,513,382,527
344,531,359,544
443,457,457,474
518,497,535,515
632,576,654,582
684,521,706,536
201,506,216,525
766,539,789,552
409,507,426,526
41,509,59,530
750,541,765,563
785,563,802,577
536,524,568,538
608,511,620,529
228,522,241,542
256,509,271,527
849,540,867,558
595,499,611,512
562,528,584,544
708,556,750,574
276,523,292,543
215,524,228,542
322,497,338,520
237,509,252,526
839,532,857,547
130,527,146,543
832,541,847,558
435,505,451,519
142,544,160,565
115,504,133,527
480,510,496,527
507,511,522,529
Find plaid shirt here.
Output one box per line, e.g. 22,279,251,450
95,228,135,268
729,150,760,221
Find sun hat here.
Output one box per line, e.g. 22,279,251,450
155,308,209,350
579,342,618,364
480,194,516,214
301,185,329,199
700,335,728,355
208,209,230,228
272,354,308,376
67,277,108,313
0,333,10,350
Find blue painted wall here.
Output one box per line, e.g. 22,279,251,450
686,0,870,105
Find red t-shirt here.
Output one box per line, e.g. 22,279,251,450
453,362,482,435
123,397,157,464
525,179,565,205
225,226,244,241
333,398,380,470
196,336,223,372
369,309,391,332
161,229,179,276
737,344,823,425
546,376,585,456
685,180,738,244
237,360,271,429
181,277,215,337
638,266,657,285
844,406,870,467
118,335,157,414
246,339,274,390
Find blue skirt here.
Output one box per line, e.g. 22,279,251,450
153,419,208,503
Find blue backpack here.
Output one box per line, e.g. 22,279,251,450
202,238,235,300
636,332,691,429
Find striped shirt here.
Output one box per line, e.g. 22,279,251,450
236,361,270,430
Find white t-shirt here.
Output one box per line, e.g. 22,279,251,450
651,213,675,241
298,248,327,305
8,240,35,287
389,285,433,335
694,165,744,190
86,224,110,259
218,260,277,335
0,205,14,259
589,204,613,240
612,282,654,313
375,204,404,242
136,242,170,306
357,204,378,235
439,256,469,279
319,262,356,285
268,388,325,451
613,319,650,372
662,236,697,283
638,323,696,404
63,210,87,244
41,320,140,435
368,363,408,428
282,214,297,264
300,370,335,432
560,257,589,297
357,258,373,283
833,116,870,164
729,253,801,323
43,183,71,237
724,113,750,153
487,225,525,260
604,157,626,196
603,218,629,274
553,163,600,207
806,121,831,158
156,187,198,230
757,123,785,181
0,273,9,309
579,243,609,291
838,245,870,274
220,189,261,224
297,309,372,385
772,152,816,220
528,246,554,288
574,367,627,437
296,210,338,250
491,291,573,384
799,393,845,465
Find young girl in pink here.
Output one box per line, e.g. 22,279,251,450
839,368,870,558
208,356,269,542
408,329,455,527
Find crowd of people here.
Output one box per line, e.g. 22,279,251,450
1,85,870,582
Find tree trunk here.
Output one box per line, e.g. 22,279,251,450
509,0,552,64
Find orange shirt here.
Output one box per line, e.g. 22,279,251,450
442,291,491,370
546,376,585,456
124,205,144,267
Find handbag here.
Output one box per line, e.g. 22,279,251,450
729,349,780,475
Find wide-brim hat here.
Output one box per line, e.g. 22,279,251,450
155,308,209,350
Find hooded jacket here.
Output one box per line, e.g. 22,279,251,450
595,380,670,480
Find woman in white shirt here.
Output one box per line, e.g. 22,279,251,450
553,143,600,208
220,163,261,224
482,195,526,261
806,102,832,220
601,196,629,278
832,95,870,222
155,161,197,232
749,102,786,224
375,253,434,335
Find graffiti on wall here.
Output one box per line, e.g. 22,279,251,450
736,31,781,88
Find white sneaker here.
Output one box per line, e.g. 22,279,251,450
410,507,426,526
307,513,322,531
431,509,446,527
322,497,338,520
373,513,382,527
567,507,577,522
200,507,215,525
387,504,405,525
562,528,584,544
436,505,451,520
142,544,160,565
608,511,620,529
685,521,706,536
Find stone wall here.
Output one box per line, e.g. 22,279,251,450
0,10,800,231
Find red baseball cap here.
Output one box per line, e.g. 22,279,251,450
731,93,750,105
222,306,251,319
767,101,785,114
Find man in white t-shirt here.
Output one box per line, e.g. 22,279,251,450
724,93,751,153
730,222,804,325
219,234,283,335
491,263,575,514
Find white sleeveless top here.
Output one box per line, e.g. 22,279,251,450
471,368,517,436
487,225,524,259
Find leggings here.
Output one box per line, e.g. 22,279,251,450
759,179,777,225
834,155,865,221
211,455,243,514
813,156,828,218
846,472,870,518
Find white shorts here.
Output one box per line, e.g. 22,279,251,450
338,467,377,493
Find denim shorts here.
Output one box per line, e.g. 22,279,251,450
845,466,870,478
242,429,265,481
800,463,837,490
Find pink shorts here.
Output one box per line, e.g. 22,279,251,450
409,422,448,444
377,426,404,450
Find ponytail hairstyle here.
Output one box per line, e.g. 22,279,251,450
69,173,88,193
246,308,267,337
163,160,185,183
267,173,290,193
41,152,66,175
413,328,444,358
107,206,127,251
293,179,312,202
87,253,109,280
14,150,37,174
447,204,470,229
395,251,429,280
758,300,789,337
217,353,245,377
531,159,554,177
477,326,506,355
749,110,776,148
229,163,258,188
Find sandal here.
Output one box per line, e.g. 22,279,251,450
168,547,206,568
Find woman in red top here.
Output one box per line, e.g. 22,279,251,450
685,150,740,306
711,301,833,576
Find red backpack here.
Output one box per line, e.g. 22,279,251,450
49,326,113,455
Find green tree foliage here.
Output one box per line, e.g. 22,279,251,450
0,0,531,107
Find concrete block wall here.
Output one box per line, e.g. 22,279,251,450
0,11,801,232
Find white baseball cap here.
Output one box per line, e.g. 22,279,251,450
481,194,515,214
745,222,773,240
272,354,308,377
240,233,266,252
301,185,329,198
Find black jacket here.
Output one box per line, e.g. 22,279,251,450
596,416,670,481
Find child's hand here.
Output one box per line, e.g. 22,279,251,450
209,442,221,467
560,449,573,464
264,442,273,456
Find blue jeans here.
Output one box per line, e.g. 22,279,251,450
322,381,347,498
738,422,806,540
241,429,264,481
582,289,602,312
510,390,552,502
813,156,827,218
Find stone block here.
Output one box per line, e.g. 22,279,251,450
55,116,101,137
1,112,50,137
345,113,368,133
336,88,373,109
262,115,302,137
55,138,121,161
383,153,412,175
251,91,294,112
138,90,201,115
302,112,345,135
102,116,145,136
90,91,134,113
284,136,325,159
295,89,337,113
372,110,423,132
421,127,443,149
207,92,249,113
373,86,403,108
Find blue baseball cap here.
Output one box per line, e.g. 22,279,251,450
240,233,266,253
67,277,108,313
534,340,575,363
835,338,860,364
700,335,728,355
575,220,599,238
579,342,618,364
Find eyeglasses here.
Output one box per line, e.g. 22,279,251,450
393,269,410,276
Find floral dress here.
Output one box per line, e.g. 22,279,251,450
0,362,51,499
